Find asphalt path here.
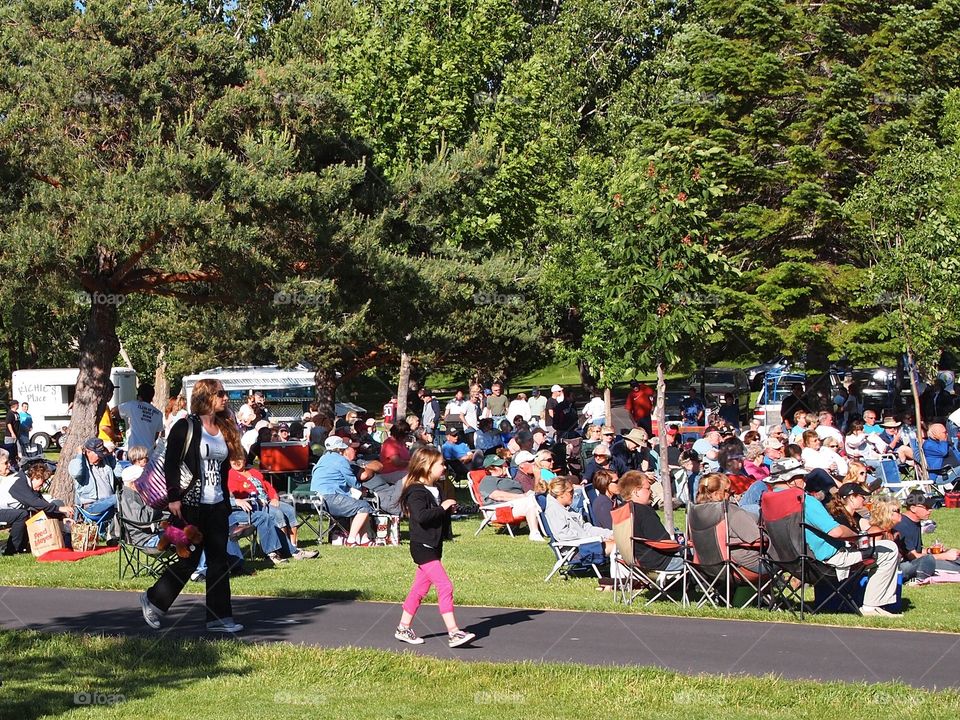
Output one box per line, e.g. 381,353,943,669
1,585,958,690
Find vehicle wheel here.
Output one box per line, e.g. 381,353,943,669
56,433,67,450
31,432,53,451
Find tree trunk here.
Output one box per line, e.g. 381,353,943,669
397,351,411,419
604,387,612,429
314,367,337,418
153,346,169,413
656,361,675,536
50,299,121,504
578,358,598,394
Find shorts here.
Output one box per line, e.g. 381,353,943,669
322,493,373,517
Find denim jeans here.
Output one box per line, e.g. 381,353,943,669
196,539,243,575
229,508,293,556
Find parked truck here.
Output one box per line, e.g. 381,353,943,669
10,367,137,450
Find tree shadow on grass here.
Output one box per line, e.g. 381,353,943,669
0,588,365,719
0,629,247,720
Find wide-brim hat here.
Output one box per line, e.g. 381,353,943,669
765,458,806,483
880,418,902,429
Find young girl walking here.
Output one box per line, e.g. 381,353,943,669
395,446,475,648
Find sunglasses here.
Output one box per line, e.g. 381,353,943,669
215,390,228,398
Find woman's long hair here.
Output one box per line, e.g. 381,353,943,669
191,379,244,462
400,445,444,516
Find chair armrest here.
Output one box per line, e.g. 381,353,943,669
633,536,681,553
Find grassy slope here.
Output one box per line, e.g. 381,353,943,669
2,630,959,720
3,508,960,633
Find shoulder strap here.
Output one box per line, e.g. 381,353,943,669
181,415,195,463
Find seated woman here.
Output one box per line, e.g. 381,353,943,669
589,469,619,530
532,449,558,494
227,457,312,554
826,482,871,533
542,477,615,555
0,449,36,554
579,424,603,469
379,420,412,485
689,472,762,572
230,461,317,562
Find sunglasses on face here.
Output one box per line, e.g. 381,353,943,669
215,390,228,398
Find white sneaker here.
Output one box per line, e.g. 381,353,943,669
268,552,288,566
860,605,902,618
139,592,162,630
291,549,319,560
206,618,244,633
529,535,547,543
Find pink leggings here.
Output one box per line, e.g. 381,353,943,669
402,560,455,616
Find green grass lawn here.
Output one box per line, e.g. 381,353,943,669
2,630,959,720
3,505,960,633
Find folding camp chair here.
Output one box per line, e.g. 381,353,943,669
282,486,350,545
115,488,176,580
759,488,875,619
467,469,527,537
686,501,770,608
537,499,607,582
75,501,118,543
609,503,685,606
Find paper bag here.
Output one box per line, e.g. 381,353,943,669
26,511,66,558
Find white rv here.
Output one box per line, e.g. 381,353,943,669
11,367,138,449
181,365,363,422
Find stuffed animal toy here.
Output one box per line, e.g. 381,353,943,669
157,521,204,558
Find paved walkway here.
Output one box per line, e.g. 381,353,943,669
1,586,958,690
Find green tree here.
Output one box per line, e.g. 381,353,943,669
577,141,731,532
0,0,366,500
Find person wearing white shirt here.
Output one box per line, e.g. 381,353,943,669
581,392,606,427
506,393,531,423
118,384,164,451
815,411,843,445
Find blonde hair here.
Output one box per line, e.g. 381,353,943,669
126,445,149,464
869,497,900,532
696,472,730,503
842,461,869,487
548,477,574,498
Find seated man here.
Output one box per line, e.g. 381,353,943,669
766,458,901,617
441,428,478,476
611,428,655,473
476,455,544,542
894,491,960,579
616,471,684,572
310,435,373,546
922,423,960,487
692,428,721,473
67,438,119,528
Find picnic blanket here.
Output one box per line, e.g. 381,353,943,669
37,547,119,562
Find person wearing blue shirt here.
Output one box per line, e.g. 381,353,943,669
862,410,882,435
679,388,705,426
766,458,900,617
310,435,373,546
922,423,960,487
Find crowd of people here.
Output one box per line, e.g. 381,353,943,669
3,371,960,633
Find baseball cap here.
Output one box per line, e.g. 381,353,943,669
763,437,784,450
904,490,934,509
514,450,536,464
445,427,460,437
550,384,562,392
837,482,870,500
278,422,290,431
82,437,107,458
765,458,806,483
531,387,540,396
324,436,349,452
482,455,506,468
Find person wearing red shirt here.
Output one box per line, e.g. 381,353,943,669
379,420,412,484
227,458,311,553
625,380,655,435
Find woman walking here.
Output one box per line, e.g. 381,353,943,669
139,379,245,633
394,446,474,648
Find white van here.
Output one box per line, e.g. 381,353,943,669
11,367,138,449
181,365,363,422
